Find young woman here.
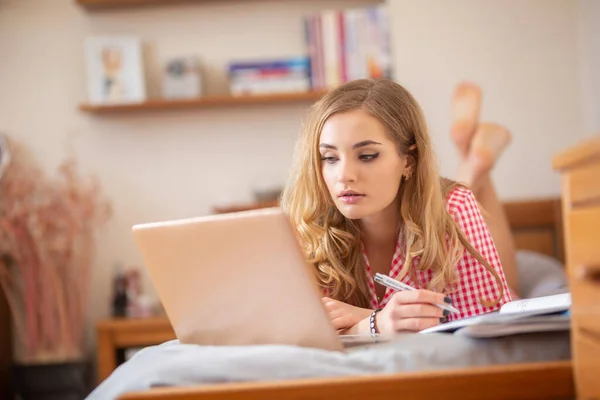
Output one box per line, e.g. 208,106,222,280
280,78,513,335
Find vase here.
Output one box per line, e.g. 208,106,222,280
11,360,89,400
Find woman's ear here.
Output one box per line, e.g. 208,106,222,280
403,149,417,180
404,164,414,180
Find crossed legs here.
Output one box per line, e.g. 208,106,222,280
450,82,519,297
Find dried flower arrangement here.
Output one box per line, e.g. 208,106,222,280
0,135,112,364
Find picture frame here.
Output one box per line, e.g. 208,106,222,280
84,36,146,105
162,56,203,99
0,133,11,182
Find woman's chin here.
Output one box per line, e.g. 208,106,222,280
336,204,370,220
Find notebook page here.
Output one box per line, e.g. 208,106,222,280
499,293,571,315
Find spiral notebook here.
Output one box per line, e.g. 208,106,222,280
420,292,571,338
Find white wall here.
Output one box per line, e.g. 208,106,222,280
388,0,585,199
0,0,588,353
577,0,600,136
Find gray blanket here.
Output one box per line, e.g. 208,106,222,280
86,250,571,399
87,331,570,400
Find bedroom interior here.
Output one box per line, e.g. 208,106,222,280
0,0,599,399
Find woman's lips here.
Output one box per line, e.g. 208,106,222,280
338,194,365,204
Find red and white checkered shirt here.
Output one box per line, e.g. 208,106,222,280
363,186,512,321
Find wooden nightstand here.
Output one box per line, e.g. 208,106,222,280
553,135,600,399
96,317,175,384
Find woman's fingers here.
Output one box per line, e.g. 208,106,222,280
390,303,446,319
322,297,344,310
392,289,450,308
331,315,354,330
377,290,452,333
321,297,338,310
327,309,345,320
324,304,352,326
393,317,442,332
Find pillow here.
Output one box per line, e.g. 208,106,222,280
516,250,569,298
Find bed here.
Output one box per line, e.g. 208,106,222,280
87,197,575,400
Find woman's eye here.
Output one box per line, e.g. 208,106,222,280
359,153,379,161
320,156,338,164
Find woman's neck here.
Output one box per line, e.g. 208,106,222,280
360,200,401,251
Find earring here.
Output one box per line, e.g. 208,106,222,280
404,171,413,180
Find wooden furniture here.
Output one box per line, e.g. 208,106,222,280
553,135,600,399
212,200,279,215
93,197,571,399
79,91,327,115
96,317,175,383
77,0,204,8
504,197,564,263
0,286,12,399
120,361,574,400
76,0,379,10
214,197,565,262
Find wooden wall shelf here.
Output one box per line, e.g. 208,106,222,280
76,0,378,10
77,0,210,9
212,200,279,214
79,91,326,114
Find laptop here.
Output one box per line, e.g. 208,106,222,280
132,207,389,352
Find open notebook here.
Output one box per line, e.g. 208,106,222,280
420,292,571,338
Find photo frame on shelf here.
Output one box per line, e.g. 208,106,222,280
84,36,146,105
0,133,11,182
162,56,204,99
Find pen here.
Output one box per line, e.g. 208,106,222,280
374,273,460,314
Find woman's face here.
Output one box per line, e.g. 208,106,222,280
319,109,410,220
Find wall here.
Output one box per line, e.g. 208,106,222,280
0,0,588,354
388,0,585,198
577,0,600,136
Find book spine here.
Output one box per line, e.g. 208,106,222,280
304,14,317,89
338,10,347,84
321,9,341,88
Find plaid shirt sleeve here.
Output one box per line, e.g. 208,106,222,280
445,187,512,321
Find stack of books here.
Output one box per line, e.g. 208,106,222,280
227,57,311,96
225,4,392,96
303,5,392,90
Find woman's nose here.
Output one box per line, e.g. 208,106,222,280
337,160,357,183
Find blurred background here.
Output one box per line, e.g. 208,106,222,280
0,0,598,398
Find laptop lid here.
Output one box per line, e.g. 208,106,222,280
131,207,343,352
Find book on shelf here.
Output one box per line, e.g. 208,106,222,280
420,292,571,338
304,5,392,90
224,4,392,97
227,57,312,96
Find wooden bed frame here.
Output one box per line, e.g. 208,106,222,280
117,197,574,400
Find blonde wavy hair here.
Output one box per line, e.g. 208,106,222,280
280,79,503,309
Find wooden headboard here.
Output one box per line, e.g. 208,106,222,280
214,197,566,264
503,198,564,263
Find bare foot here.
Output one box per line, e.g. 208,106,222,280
451,82,482,158
457,123,511,192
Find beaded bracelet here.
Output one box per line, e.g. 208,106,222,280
369,309,383,335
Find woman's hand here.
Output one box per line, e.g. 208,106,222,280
375,290,451,334
321,297,372,331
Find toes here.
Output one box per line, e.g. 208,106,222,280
450,82,482,157
472,123,511,158
466,123,511,178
